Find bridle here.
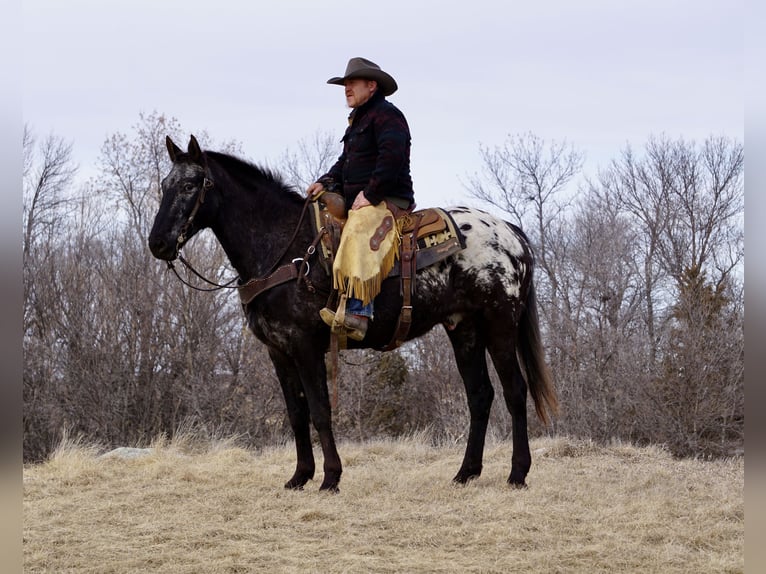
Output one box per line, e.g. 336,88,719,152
165,171,321,297
165,175,239,292
176,176,213,248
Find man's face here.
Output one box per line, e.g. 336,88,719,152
344,78,377,108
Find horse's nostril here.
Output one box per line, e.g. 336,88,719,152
147,236,162,253
148,236,176,260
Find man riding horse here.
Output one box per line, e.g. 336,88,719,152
148,59,557,492
306,57,414,341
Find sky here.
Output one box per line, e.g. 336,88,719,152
22,0,744,209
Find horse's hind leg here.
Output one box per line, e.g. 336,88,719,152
268,347,315,489
486,325,530,487
447,317,494,484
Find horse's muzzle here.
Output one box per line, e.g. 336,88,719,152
147,235,178,261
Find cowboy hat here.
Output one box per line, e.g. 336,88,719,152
327,57,398,96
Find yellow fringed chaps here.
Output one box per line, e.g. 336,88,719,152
332,202,400,305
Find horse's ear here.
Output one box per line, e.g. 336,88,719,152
166,136,182,162
188,135,203,161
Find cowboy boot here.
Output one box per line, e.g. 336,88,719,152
319,307,368,341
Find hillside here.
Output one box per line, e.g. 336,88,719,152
23,435,743,573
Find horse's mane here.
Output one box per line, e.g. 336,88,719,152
205,150,303,202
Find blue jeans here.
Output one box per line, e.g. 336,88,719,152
347,297,374,318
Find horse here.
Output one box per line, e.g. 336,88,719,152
148,135,557,492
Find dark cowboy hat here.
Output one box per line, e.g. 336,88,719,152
327,57,398,96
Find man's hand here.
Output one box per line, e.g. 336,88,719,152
306,182,324,198
351,192,372,210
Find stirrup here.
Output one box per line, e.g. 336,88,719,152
319,295,367,341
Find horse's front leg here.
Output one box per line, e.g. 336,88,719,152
268,347,315,489
295,345,342,492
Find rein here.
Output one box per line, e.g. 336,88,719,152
165,255,240,292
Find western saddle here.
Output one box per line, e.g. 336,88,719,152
311,192,464,350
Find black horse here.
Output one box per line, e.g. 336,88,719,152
148,135,557,492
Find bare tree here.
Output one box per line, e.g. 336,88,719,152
275,129,339,190
465,132,583,296
22,127,78,339
96,112,185,237
23,113,266,461
23,125,78,460
466,131,743,455
23,126,78,256
553,183,647,438
598,143,669,364
590,135,743,454
600,135,743,364
659,136,744,286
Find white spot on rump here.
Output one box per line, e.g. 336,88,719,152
449,208,527,298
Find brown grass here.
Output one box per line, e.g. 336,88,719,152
23,434,743,573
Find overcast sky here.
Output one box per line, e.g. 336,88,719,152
22,0,743,209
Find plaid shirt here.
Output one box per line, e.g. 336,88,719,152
320,91,414,210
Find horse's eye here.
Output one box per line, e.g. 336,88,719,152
183,183,195,193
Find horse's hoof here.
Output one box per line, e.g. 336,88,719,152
507,476,528,489
318,470,341,492
452,467,481,484
284,472,313,490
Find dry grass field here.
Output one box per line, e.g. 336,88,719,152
23,434,743,573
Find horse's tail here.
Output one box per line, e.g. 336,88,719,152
518,281,558,426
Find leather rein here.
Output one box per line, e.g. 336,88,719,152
165,173,323,303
